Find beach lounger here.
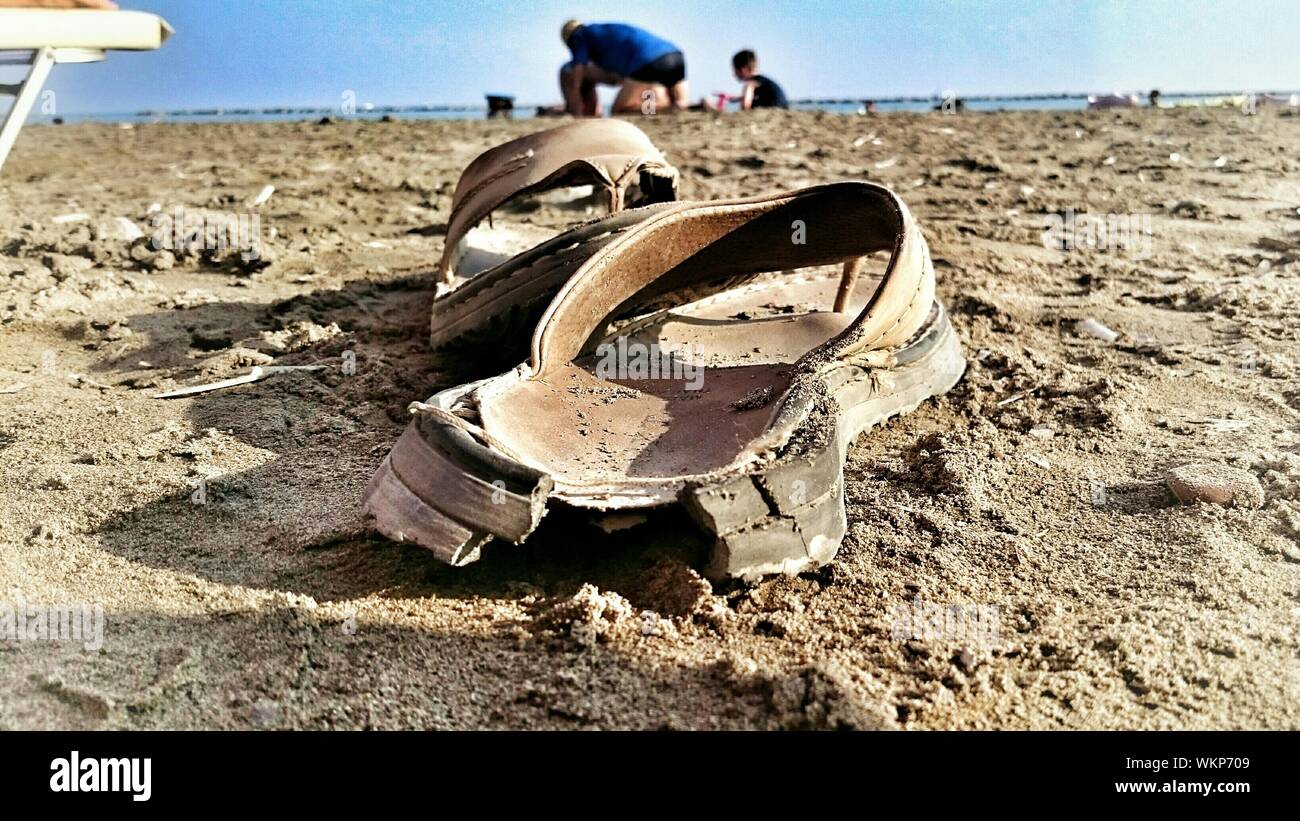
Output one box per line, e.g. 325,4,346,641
0,8,172,171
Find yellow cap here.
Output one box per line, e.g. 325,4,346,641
561,19,582,43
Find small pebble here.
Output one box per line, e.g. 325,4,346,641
1075,317,1119,343
114,217,144,241
1165,463,1264,508
41,474,71,490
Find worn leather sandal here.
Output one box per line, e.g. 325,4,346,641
369,182,965,579
428,200,681,371
437,119,678,283
430,119,678,363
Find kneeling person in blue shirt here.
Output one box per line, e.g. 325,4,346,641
560,19,689,116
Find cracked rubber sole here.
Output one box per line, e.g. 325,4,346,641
685,304,965,579
364,302,964,580
364,406,553,566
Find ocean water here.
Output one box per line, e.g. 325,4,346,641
33,92,1297,125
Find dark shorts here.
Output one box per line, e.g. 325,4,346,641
629,51,685,87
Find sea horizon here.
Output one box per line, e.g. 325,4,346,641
32,88,1300,125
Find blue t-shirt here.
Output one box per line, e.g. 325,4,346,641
567,23,678,77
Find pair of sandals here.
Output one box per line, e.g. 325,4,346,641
364,120,966,580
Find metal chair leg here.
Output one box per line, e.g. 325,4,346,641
0,47,56,171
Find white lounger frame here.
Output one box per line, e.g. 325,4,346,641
0,47,104,172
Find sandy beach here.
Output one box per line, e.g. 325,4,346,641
1,107,1297,730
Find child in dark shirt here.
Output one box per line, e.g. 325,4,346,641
732,50,788,110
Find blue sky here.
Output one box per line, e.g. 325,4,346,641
20,0,1300,114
